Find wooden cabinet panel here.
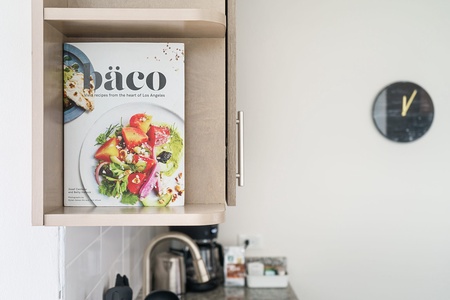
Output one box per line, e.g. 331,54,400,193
32,0,236,226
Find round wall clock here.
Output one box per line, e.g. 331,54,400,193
372,81,434,142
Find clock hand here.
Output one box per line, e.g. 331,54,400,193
401,89,417,117
402,95,407,114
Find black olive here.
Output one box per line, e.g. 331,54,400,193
100,164,113,177
157,151,172,163
117,136,126,149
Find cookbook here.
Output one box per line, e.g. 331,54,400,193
63,42,185,207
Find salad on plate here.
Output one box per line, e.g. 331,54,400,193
92,112,184,206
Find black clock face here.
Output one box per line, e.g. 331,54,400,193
372,82,434,142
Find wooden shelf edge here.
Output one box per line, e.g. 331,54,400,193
43,203,226,226
226,0,237,206
44,8,226,38
31,0,45,226
44,8,226,23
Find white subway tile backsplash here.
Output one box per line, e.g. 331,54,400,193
123,226,142,246
122,242,133,287
64,226,160,300
106,253,124,288
65,227,101,265
123,228,149,294
129,255,145,297
66,239,101,300
85,274,110,300
101,227,123,274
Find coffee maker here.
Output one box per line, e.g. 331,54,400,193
169,225,224,292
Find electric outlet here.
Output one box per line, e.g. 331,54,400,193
238,234,263,249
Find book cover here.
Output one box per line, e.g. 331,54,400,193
63,42,185,207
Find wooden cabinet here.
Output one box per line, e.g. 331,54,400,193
31,0,237,226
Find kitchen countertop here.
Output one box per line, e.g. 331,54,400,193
182,285,298,300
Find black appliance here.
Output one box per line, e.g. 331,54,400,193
169,225,224,292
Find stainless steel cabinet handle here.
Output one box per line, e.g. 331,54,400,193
236,111,244,186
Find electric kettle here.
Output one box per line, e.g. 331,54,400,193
153,252,186,295
142,232,210,300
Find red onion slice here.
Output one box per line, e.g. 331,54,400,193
94,162,109,185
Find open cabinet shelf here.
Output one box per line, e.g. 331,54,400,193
44,203,226,226
44,8,226,38
32,0,236,226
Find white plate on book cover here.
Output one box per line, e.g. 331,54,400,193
79,102,184,206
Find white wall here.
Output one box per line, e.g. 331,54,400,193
4,0,450,299
218,1,450,299
0,0,60,299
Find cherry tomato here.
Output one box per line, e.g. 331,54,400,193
127,172,147,195
129,113,152,133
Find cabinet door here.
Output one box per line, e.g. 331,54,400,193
226,0,237,206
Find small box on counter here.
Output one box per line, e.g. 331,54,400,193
224,246,246,287
245,257,289,288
